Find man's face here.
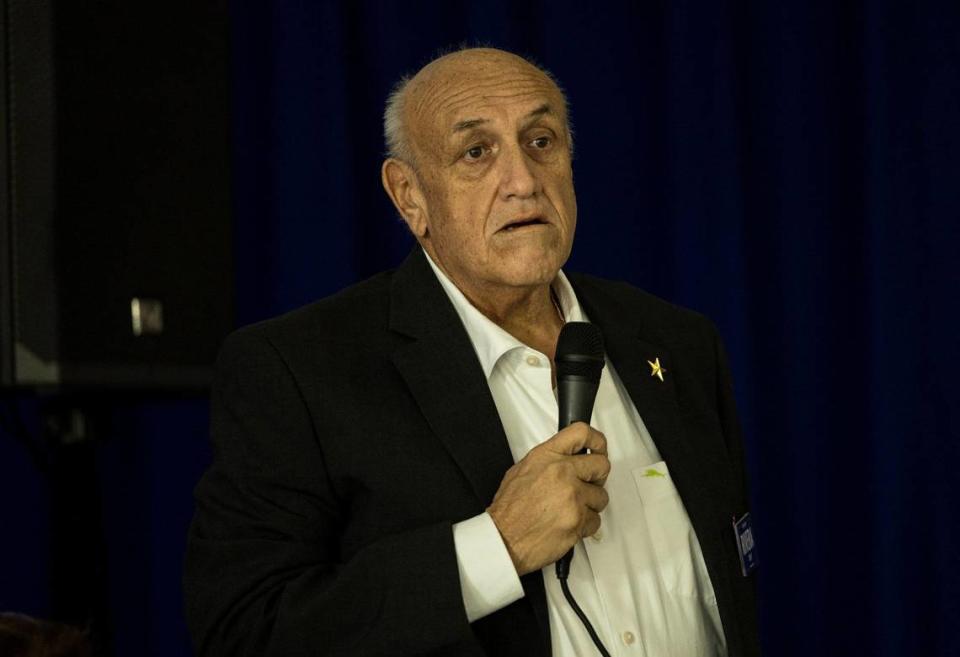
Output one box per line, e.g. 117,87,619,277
404,52,577,296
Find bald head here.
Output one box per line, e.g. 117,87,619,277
384,48,572,166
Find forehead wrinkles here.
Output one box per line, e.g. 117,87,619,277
433,79,559,118
410,67,561,126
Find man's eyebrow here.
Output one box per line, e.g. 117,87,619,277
452,118,488,133
524,104,553,123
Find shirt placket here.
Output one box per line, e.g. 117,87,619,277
580,459,649,656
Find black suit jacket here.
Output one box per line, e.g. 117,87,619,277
184,249,760,656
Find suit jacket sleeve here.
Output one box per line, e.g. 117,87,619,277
183,327,475,656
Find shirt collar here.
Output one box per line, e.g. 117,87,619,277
422,249,586,380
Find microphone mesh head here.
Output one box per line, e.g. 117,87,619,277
555,322,605,381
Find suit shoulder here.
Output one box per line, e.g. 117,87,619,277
224,268,396,357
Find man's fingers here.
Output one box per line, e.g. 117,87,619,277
572,453,611,484
581,510,601,538
546,422,607,455
579,482,610,513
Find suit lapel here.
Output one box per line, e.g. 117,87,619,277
389,249,515,507
607,330,705,504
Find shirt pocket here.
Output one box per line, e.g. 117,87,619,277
632,461,715,602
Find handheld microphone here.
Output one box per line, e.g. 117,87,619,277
554,322,605,578
553,321,611,656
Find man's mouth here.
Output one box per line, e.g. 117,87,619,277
499,217,547,232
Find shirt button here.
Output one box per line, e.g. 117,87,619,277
622,631,636,646
525,355,540,366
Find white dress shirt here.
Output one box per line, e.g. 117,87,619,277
425,253,727,657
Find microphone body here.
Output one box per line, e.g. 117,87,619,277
557,371,601,429
554,323,605,579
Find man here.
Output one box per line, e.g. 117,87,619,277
184,48,759,656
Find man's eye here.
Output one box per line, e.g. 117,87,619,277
530,136,551,149
464,145,486,161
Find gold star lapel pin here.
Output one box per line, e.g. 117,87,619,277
647,357,666,382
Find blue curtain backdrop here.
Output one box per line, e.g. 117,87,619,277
1,1,958,656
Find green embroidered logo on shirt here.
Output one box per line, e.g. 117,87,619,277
642,469,666,478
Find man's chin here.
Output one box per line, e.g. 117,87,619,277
503,242,568,280
494,256,565,289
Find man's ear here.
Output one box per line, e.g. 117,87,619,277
381,158,429,238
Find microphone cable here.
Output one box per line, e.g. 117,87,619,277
556,556,612,657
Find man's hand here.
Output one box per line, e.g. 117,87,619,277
486,422,610,576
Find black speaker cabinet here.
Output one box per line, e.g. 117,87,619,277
0,1,233,390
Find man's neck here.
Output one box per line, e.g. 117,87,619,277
428,254,565,360
464,283,563,360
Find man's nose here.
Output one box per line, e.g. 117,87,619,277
498,144,541,200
